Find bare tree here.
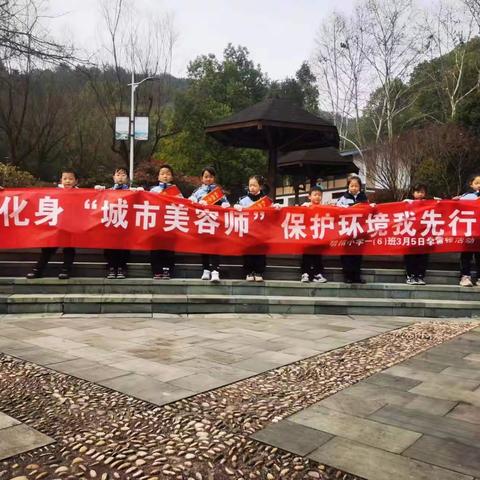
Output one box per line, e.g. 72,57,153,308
361,0,429,141
85,0,177,169
423,0,480,121
462,0,480,30
365,123,480,200
364,136,416,200
0,0,73,63
312,9,366,148
0,62,68,173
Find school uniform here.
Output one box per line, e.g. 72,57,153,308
104,183,130,277
403,198,429,283
189,184,230,273
459,190,480,279
337,191,368,283
150,182,182,278
238,192,266,276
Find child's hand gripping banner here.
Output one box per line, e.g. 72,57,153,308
1,188,480,255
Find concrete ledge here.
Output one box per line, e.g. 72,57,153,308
1,288,479,317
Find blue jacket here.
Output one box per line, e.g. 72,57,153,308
238,192,263,207
460,190,480,200
111,184,130,190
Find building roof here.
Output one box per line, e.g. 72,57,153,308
278,147,359,177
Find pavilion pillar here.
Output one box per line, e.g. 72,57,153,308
267,149,277,201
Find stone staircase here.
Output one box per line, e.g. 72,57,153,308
0,249,478,317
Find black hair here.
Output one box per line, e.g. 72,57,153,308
467,172,480,186
60,169,78,180
249,174,266,187
248,174,270,195
310,184,323,194
201,166,216,177
347,175,362,188
159,164,174,176
114,167,129,176
410,183,428,195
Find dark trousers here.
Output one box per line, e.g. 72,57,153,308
460,251,480,277
404,254,429,277
36,247,75,273
151,250,175,275
202,254,219,271
341,255,362,281
301,254,324,277
243,255,266,275
104,249,129,270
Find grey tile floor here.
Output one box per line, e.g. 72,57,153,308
252,327,480,480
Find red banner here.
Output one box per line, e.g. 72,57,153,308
160,185,182,197
1,188,479,255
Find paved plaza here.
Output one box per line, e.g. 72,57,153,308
0,313,478,479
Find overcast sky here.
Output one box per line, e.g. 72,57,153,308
45,0,360,80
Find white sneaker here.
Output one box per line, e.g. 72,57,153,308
254,274,264,282
301,273,310,283
246,273,255,282
313,273,327,283
406,275,416,285
201,269,211,280
416,276,426,285
459,275,473,287
210,270,220,283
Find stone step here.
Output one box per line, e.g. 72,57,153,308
1,283,479,317
0,263,468,285
1,278,478,300
0,249,465,270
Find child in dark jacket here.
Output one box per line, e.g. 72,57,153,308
235,175,269,282
300,185,328,283
150,164,183,279
458,173,480,287
96,167,131,279
336,175,369,283
26,169,79,280
403,183,429,285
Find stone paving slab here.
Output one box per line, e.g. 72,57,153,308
0,413,53,460
251,420,333,456
1,313,416,405
369,404,480,448
253,329,480,479
404,435,480,478
446,404,480,424
289,405,422,453
309,437,473,480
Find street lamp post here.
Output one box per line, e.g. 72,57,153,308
128,72,158,182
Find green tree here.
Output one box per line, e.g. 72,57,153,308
409,37,480,129
269,62,319,113
159,45,269,196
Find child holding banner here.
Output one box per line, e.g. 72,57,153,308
458,173,480,287
150,164,183,279
300,185,328,283
26,169,79,280
96,167,131,279
337,175,369,283
235,175,272,282
189,166,230,282
404,183,429,285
